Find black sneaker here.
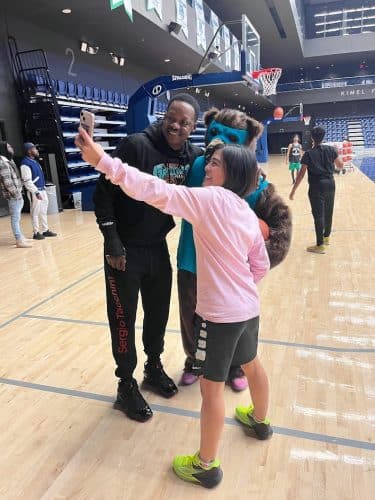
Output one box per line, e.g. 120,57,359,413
143,359,178,398
33,232,45,240
42,230,57,237
114,379,153,422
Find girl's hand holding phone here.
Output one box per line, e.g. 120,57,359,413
75,127,105,167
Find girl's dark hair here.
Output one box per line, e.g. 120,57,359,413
204,107,263,146
312,126,326,144
209,143,259,198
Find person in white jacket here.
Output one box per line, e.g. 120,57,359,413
20,142,57,240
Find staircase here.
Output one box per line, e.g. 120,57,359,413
7,37,69,188
347,120,364,148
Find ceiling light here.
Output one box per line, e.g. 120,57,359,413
164,58,171,62
110,53,125,66
62,8,71,14
81,41,99,54
87,45,99,55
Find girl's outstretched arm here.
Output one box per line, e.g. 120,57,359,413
75,127,212,225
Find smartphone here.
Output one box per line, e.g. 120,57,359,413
80,110,95,137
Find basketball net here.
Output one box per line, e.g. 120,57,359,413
303,116,311,126
252,67,282,96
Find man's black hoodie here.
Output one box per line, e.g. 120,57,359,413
93,121,202,254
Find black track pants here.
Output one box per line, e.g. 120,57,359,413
105,241,172,380
308,178,335,246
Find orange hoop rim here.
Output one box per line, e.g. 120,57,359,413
252,67,282,79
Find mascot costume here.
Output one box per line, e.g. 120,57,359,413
177,108,292,390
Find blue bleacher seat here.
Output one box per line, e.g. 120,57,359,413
85,85,93,101
77,83,85,100
57,80,67,96
93,87,100,101
120,93,128,107
51,79,57,94
107,90,114,104
113,91,120,105
100,89,108,102
67,81,76,98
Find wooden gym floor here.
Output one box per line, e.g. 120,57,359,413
0,156,374,499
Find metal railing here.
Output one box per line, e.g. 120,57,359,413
278,74,375,92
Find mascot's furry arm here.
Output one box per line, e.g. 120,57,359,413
253,183,292,268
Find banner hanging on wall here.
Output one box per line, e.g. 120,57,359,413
210,10,221,60
175,0,188,38
147,0,163,20
109,0,133,22
223,25,231,69
195,0,206,51
232,36,240,71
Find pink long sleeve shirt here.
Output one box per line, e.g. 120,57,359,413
97,153,270,323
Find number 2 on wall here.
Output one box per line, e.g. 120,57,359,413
65,48,77,77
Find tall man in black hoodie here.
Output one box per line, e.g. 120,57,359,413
94,94,202,422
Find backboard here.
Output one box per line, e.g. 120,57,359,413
242,14,260,75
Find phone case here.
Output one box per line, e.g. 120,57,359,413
80,110,95,137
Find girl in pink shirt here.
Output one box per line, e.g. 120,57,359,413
76,129,271,489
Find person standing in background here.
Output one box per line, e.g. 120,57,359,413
20,143,57,240
286,134,302,184
0,141,32,248
289,126,343,254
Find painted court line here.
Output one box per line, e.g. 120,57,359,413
1,377,374,452
0,267,102,330
21,314,375,353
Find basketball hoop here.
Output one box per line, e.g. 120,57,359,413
303,116,311,126
252,67,282,96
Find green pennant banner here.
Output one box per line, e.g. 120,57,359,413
147,0,163,21
110,0,123,9
109,0,133,22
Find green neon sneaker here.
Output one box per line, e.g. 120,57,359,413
172,451,223,488
235,404,273,440
306,244,325,254
323,236,330,245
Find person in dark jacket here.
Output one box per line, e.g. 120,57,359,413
20,143,57,240
94,93,202,422
289,126,343,254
